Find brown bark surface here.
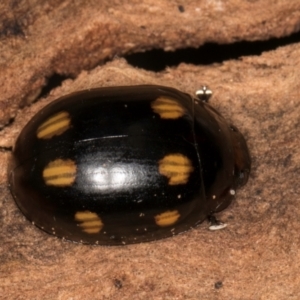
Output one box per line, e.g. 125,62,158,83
1,1,300,299
1,0,300,127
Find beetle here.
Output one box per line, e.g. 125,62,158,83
9,85,251,245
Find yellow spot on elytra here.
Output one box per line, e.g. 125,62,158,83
37,111,71,139
151,97,185,119
75,211,103,234
158,154,194,185
43,159,77,186
155,210,180,227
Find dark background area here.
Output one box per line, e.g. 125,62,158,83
40,31,300,97
126,31,300,71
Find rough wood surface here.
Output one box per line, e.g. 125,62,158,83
1,0,300,127
1,1,300,299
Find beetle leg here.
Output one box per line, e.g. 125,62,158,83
207,215,227,231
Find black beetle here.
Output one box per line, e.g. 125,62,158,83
9,85,250,245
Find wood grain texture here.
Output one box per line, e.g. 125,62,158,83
1,0,300,299
1,0,300,127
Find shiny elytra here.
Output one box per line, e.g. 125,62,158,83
9,85,251,245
